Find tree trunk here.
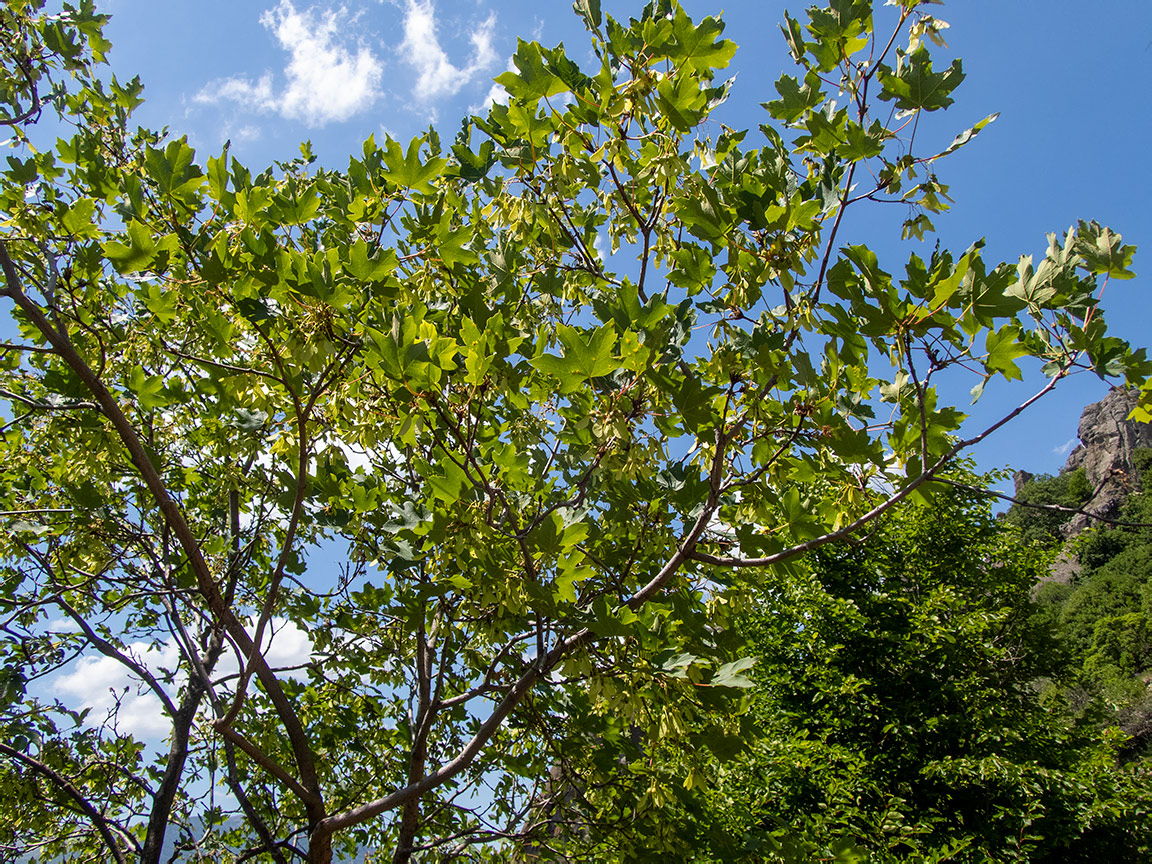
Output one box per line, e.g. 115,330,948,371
392,796,421,864
139,687,202,864
309,824,333,864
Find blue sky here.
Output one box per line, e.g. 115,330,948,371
72,0,1148,482
12,0,1151,744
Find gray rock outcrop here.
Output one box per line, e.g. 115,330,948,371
1061,387,1152,536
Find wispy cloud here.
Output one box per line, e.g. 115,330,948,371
592,232,606,263
470,56,513,114
53,619,313,740
54,639,182,739
401,0,497,107
1053,437,1078,456
195,1,383,127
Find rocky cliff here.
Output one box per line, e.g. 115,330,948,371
1060,387,1152,535
1013,388,1152,585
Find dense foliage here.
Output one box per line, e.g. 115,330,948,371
543,482,1152,862
1022,448,1152,764
1,0,1148,861
1003,466,1091,547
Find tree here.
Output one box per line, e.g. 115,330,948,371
1003,466,1092,548
0,0,1146,861
540,479,1152,862
1022,448,1152,761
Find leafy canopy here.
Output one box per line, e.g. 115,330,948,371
536,480,1152,862
0,0,1147,861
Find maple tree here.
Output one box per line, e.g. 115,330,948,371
0,0,1147,861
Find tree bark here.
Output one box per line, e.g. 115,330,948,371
139,686,202,864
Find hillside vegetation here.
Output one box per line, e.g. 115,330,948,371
1021,447,1152,761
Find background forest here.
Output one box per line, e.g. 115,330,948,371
578,395,1152,863
2,0,1151,862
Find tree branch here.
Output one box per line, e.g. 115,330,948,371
0,741,134,863
688,372,1069,569
0,239,322,813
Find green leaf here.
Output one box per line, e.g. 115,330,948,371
381,136,446,193
712,657,756,688
235,296,280,323
6,155,38,184
764,71,825,124
103,220,173,273
877,47,964,112
587,597,637,638
554,564,593,604
838,119,889,161
144,138,206,204
5,6,1149,856
142,283,178,324
805,0,872,71
831,839,868,863
660,652,699,677
10,520,50,537
1074,220,1136,280
61,197,99,239
109,74,144,111
572,0,601,31
936,112,998,158
983,324,1029,381
794,107,848,154
275,188,321,225
676,179,731,245
780,12,807,63
1131,385,1152,423
450,138,496,182
667,9,736,72
703,731,745,761
207,146,230,200
495,39,568,102
656,73,709,133
427,459,469,504
531,323,618,393
902,213,935,241
228,409,268,433
128,367,168,410
347,240,397,282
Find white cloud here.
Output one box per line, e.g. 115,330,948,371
470,56,513,114
472,80,509,112
53,619,313,741
1053,437,1078,456
195,1,383,127
256,617,314,669
231,124,265,145
401,0,497,105
592,232,606,262
209,72,278,112
55,640,181,739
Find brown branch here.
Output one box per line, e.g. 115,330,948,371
218,327,344,744
0,387,98,411
0,741,134,864
0,340,55,353
811,160,858,305
903,333,930,471
688,372,1068,569
50,593,178,717
317,622,595,837
0,53,42,127
605,161,658,301
935,477,1152,530
0,239,321,813
216,725,315,804
393,600,438,864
